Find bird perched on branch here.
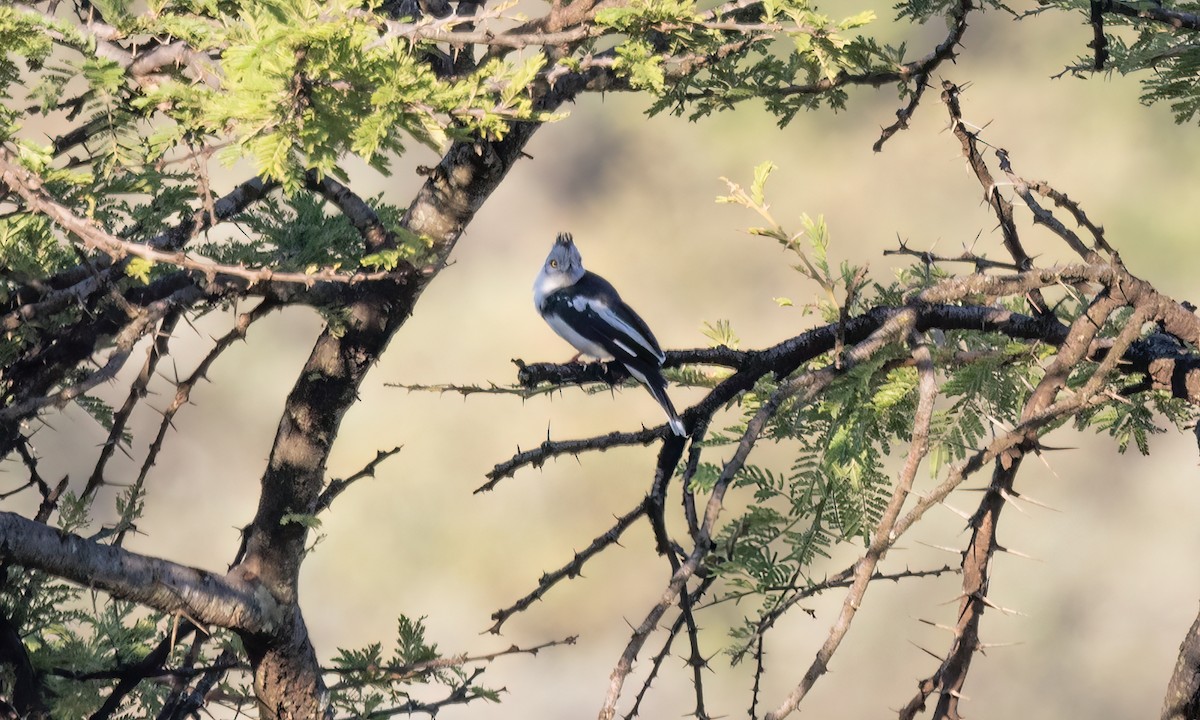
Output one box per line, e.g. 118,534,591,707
533,232,686,437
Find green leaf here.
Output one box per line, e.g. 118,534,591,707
125,257,154,284
614,39,665,93
750,161,775,206
280,512,322,529
701,319,740,348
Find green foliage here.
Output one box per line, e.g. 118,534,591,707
701,349,919,655
197,191,434,273
1,494,244,718
73,396,134,449
1040,0,1200,124
0,0,552,201
594,0,953,123
329,615,503,716
701,318,741,348
689,161,1196,661
0,211,73,282
718,162,868,319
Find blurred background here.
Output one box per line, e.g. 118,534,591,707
9,2,1200,718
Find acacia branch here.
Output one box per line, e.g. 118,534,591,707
763,334,938,720
84,310,181,501
1,174,275,334
723,564,962,662
1101,0,1200,30
314,446,405,514
11,4,217,88
624,577,717,720
488,500,648,633
231,60,591,715
940,80,1038,282
997,149,1097,260
494,301,1066,486
902,288,1143,719
598,310,919,720
0,285,202,424
0,150,411,287
0,511,282,633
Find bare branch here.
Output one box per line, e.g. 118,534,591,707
314,446,404,514
84,310,181,501
488,501,648,634
0,511,282,633
940,80,1039,286
480,426,669,491
113,301,279,549
0,286,201,424
599,311,920,720
1102,1,1200,30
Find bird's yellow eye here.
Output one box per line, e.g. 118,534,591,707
550,259,559,268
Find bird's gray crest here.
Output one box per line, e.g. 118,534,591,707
534,231,585,308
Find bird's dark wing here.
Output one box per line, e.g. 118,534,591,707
542,271,666,366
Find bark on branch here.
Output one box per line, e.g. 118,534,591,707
0,511,282,634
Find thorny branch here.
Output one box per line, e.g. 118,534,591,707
763,335,938,720
474,79,1200,720
488,500,649,634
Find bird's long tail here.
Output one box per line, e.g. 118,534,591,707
626,363,686,437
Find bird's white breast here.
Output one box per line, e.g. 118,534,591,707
534,269,573,309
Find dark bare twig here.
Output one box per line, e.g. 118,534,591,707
1100,0,1200,30
996,149,1096,260
314,446,404,513
12,435,51,502
1090,0,1109,70
624,577,717,720
883,243,1024,272
84,310,181,501
940,81,1040,286
125,301,278,539
749,636,765,720
480,427,671,491
726,564,962,664
641,434,712,720
679,416,711,541
488,501,648,634
157,647,239,720
873,0,974,152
